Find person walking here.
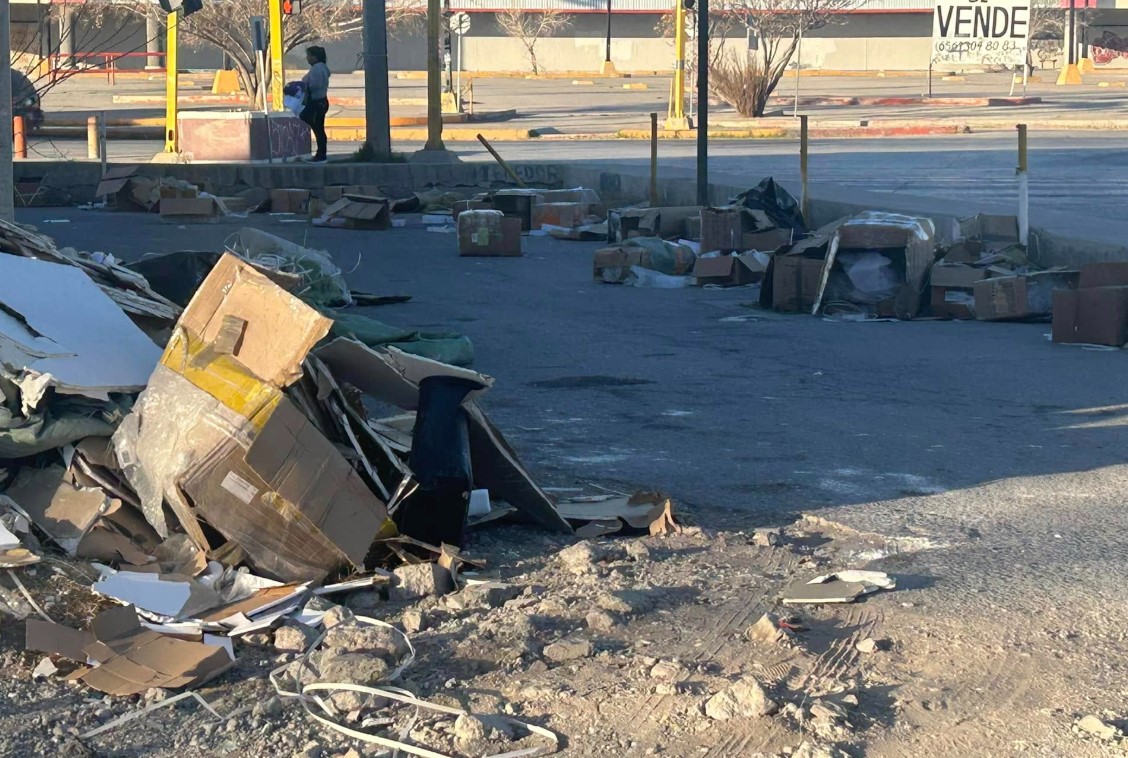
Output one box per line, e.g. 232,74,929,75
301,46,331,162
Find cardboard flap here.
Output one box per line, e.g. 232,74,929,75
25,619,96,662
177,254,332,388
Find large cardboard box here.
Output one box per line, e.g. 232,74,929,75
453,199,493,221
772,256,825,312
700,207,744,253
1079,262,1128,289
930,264,990,289
458,210,522,257
159,196,220,220
693,253,765,287
270,188,311,214
743,229,793,253
974,271,1079,321
492,190,544,231
1053,286,1128,346
534,202,586,229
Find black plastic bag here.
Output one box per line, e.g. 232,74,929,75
731,177,806,234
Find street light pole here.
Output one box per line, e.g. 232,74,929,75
601,0,617,75
696,0,708,206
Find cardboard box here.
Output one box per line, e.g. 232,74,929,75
159,196,220,220
930,264,991,289
700,207,744,253
533,202,586,229
458,210,522,257
610,206,700,243
1053,286,1128,346
491,190,544,231
960,214,1019,252
1079,262,1128,289
743,228,793,253
270,188,311,214
693,253,765,287
540,187,601,213
317,195,391,230
453,199,493,220
975,270,1079,321
930,286,977,320
181,396,391,581
941,238,983,264
772,256,826,312
593,247,643,283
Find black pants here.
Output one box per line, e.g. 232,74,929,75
301,97,329,159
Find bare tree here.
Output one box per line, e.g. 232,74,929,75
1027,0,1065,72
708,0,861,118
496,7,571,75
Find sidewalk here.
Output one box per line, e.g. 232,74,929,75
33,69,1128,142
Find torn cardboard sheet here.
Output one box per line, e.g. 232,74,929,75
92,568,227,621
76,605,234,696
0,255,161,412
783,570,896,605
556,492,681,538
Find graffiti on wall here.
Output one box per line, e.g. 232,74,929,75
1091,30,1128,66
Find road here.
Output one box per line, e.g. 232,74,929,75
26,131,1127,238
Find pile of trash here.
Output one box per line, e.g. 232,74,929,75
587,177,1126,341
0,217,680,752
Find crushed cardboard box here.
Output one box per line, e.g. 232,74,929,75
974,270,1079,322
315,195,392,230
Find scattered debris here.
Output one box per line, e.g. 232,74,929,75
1077,714,1119,741
783,570,896,605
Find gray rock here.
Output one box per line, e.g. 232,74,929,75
274,622,319,653
1079,715,1117,740
558,542,623,575
704,677,778,720
318,649,391,686
586,609,621,633
453,714,488,746
324,622,409,663
649,660,685,681
543,638,593,663
57,739,92,758
456,582,522,609
253,696,284,720
625,541,651,562
390,563,454,601
402,609,428,634
752,528,782,547
322,605,356,629
297,740,323,758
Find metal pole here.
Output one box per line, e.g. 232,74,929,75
605,0,612,63
1016,124,1028,247
794,18,802,119
87,116,100,159
13,118,26,160
696,0,709,206
364,0,392,158
269,0,285,110
456,29,462,104
650,112,659,205
164,10,179,153
800,114,809,225
426,0,445,150
0,0,13,221
1068,0,1076,66
145,13,162,69
666,0,687,129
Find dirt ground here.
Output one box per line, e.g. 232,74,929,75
2,488,1125,758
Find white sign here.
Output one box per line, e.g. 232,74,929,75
449,12,471,35
932,0,1030,67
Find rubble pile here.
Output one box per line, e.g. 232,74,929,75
0,218,681,756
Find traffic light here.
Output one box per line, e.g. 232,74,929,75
282,0,302,15
158,0,203,15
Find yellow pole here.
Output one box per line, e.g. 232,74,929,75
269,0,285,110
665,0,688,130
164,10,178,152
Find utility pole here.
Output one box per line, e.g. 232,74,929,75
165,9,180,152
425,0,445,150
601,0,617,75
696,0,708,206
363,0,392,158
0,0,13,222
665,0,690,130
